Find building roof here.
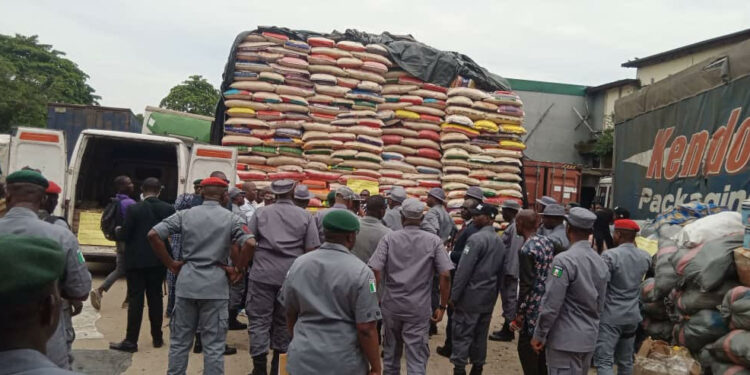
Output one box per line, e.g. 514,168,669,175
48,102,136,115
506,78,588,96
622,28,750,68
585,79,640,94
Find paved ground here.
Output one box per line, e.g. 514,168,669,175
72,263,524,374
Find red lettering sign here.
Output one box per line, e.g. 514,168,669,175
680,131,709,178
646,127,674,179
665,135,687,180
726,117,750,174
705,108,741,176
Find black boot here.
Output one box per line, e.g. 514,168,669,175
224,345,237,355
488,321,514,342
228,309,247,330
270,351,283,375
250,353,268,375
453,366,467,375
193,334,202,354
436,345,452,358
469,364,483,375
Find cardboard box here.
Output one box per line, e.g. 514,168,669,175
634,338,700,375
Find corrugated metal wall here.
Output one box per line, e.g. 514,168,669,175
46,103,142,161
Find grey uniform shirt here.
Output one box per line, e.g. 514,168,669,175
540,223,569,253
0,349,80,375
315,203,349,243
452,225,509,313
352,216,391,264
152,200,252,300
382,206,403,231
501,221,523,278
368,225,454,321
421,204,455,243
0,207,92,368
533,240,609,352
600,243,652,325
249,199,321,286
280,242,381,375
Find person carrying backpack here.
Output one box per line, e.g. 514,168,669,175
90,175,136,310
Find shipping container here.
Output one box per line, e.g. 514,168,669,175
47,103,142,161
524,160,582,207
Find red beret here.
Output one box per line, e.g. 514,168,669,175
200,177,229,187
614,219,640,232
46,181,62,195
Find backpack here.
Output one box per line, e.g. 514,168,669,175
101,197,123,241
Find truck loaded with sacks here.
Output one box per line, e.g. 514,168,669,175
614,38,750,220
211,26,528,226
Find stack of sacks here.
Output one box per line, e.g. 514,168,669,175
327,39,390,192
222,31,314,187
379,70,444,200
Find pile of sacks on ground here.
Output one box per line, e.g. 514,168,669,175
219,30,526,208
639,210,750,374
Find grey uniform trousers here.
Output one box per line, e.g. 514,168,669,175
246,279,290,357
546,347,594,375
168,297,228,375
47,304,74,369
593,322,638,375
382,311,430,375
450,310,492,367
229,274,246,310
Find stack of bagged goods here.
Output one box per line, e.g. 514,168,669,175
324,39,389,192
440,87,526,225
223,31,315,187
378,70,444,200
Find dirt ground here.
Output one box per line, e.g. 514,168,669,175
73,264,524,375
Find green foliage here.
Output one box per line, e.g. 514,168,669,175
0,34,99,132
135,113,144,124
159,75,219,116
593,127,614,156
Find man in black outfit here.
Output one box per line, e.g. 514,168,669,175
110,178,175,352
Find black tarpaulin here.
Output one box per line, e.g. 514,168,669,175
212,26,511,143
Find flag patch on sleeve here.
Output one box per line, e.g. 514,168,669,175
552,265,563,278
77,250,86,264
368,278,377,293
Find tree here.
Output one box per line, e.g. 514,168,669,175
0,34,99,131
159,75,219,116
593,127,614,156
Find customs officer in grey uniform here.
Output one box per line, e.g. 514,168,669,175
593,219,651,375
450,204,510,375
315,186,359,243
246,180,321,375
421,187,455,242
0,170,92,370
280,210,382,375
369,198,453,375
539,204,569,254
148,177,255,375
490,199,523,342
534,196,557,215
0,235,81,375
421,187,455,335
531,207,609,375
382,186,406,231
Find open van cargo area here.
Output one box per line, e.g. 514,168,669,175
72,136,179,233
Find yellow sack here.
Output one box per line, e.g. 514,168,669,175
440,123,480,136
227,107,256,117
499,124,527,135
474,120,499,133
500,140,526,151
395,109,420,120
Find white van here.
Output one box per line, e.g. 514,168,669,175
3,126,237,261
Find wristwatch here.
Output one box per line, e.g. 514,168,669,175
438,305,448,310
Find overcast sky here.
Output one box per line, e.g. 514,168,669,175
2,0,749,114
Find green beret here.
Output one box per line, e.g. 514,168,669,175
0,235,64,303
6,170,49,189
193,178,204,185
326,191,336,206
323,210,360,233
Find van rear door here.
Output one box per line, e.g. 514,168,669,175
8,127,67,215
186,145,237,188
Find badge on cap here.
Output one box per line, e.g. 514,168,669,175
369,278,377,294
552,265,564,278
